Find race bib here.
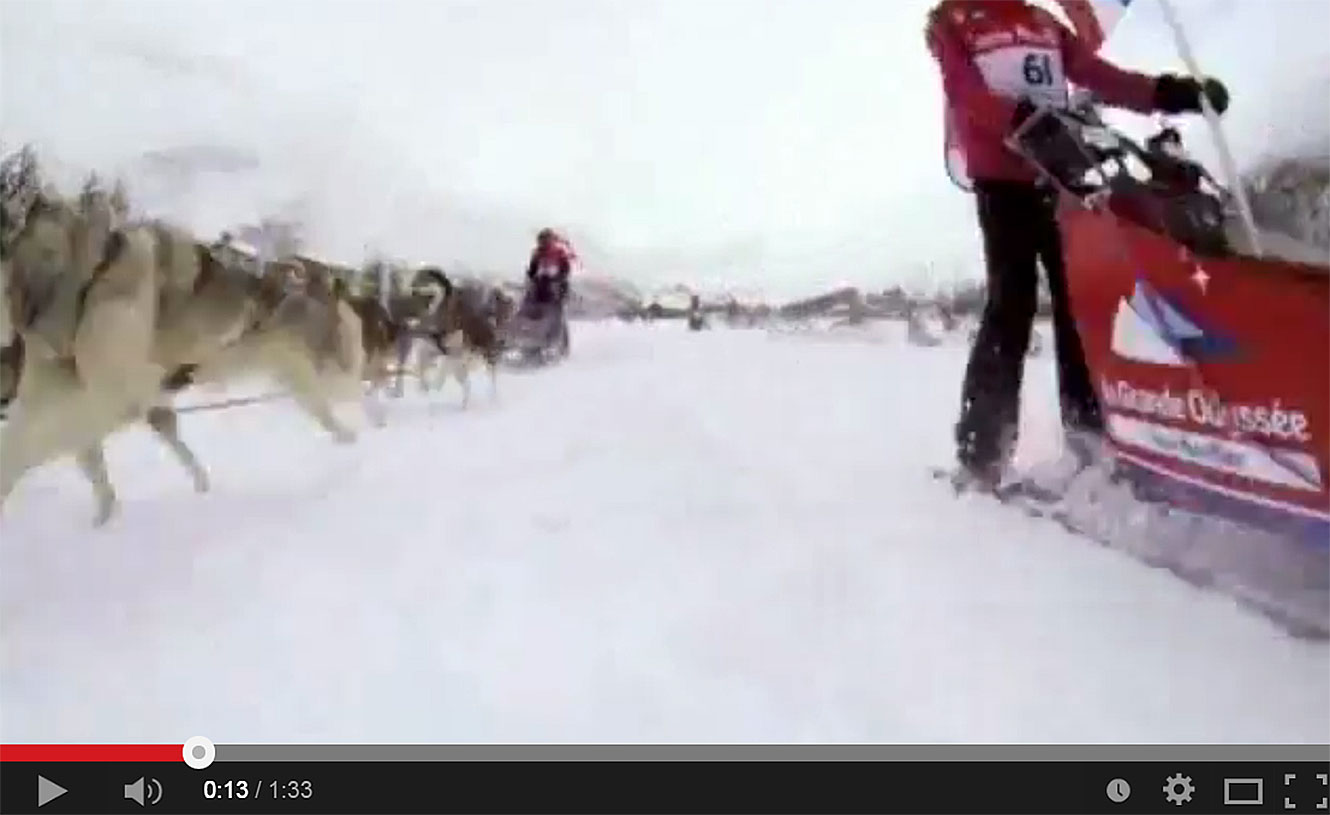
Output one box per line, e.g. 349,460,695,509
536,263,561,278
973,45,1068,107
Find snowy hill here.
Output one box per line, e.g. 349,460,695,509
566,275,647,319
462,273,644,320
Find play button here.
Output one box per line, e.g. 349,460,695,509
37,775,68,807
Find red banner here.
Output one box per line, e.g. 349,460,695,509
1059,199,1330,538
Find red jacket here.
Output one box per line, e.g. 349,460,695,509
526,244,572,282
926,0,1158,184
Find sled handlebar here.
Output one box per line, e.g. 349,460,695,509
1005,106,1122,196
1007,104,1231,206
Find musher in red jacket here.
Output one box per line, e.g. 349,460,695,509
525,228,573,306
926,0,1229,488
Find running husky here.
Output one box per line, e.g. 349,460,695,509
339,281,402,422
0,190,367,526
405,268,500,408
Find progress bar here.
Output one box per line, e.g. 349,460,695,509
3,741,1328,763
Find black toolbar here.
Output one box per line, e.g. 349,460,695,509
2,759,1327,814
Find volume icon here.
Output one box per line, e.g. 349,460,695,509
124,776,163,806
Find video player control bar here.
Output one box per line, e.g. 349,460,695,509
1,754,1326,814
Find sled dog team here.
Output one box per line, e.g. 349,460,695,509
0,181,504,527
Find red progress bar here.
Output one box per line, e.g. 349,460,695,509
0,744,180,761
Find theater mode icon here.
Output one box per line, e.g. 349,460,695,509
1224,778,1264,806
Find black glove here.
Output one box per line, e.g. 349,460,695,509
1154,74,1230,115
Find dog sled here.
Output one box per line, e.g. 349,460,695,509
1010,102,1329,635
502,289,570,367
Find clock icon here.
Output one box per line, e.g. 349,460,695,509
1107,778,1132,803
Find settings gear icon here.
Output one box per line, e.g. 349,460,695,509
1164,774,1195,805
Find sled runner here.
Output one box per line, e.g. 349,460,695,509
502,289,571,367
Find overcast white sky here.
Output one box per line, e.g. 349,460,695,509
1,0,1326,296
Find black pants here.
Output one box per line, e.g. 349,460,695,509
955,180,1103,474
528,276,568,305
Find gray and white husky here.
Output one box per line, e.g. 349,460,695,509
0,190,366,526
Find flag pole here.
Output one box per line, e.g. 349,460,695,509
1156,0,1263,256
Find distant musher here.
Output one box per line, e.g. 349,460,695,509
525,228,573,308
505,228,574,363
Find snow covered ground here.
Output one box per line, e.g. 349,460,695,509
1,321,1326,744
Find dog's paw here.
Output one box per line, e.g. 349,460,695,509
92,500,118,528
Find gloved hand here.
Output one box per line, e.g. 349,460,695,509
1154,74,1230,115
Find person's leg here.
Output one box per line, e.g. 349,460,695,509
1034,189,1104,439
955,182,1041,481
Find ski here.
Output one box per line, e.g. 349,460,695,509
927,465,1068,512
